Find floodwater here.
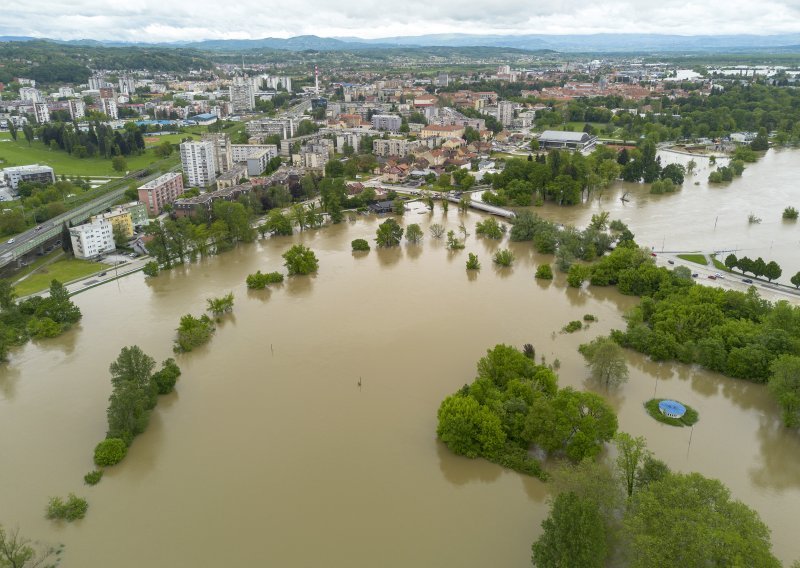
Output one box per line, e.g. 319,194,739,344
1,174,800,566
533,148,800,284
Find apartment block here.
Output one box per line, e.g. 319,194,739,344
202,133,233,174
373,138,410,158
2,164,55,190
180,141,217,188
230,144,278,163
69,219,115,260
371,114,402,132
137,171,186,216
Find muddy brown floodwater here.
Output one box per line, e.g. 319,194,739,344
1,171,799,566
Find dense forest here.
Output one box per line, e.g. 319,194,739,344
0,41,213,85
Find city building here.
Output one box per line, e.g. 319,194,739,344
216,164,248,189
19,87,43,103
99,98,118,120
537,130,598,151
373,138,411,158
202,133,233,174
33,102,50,124
118,75,136,95
246,118,295,139
230,75,255,113
91,209,134,239
173,184,251,218
246,149,271,176
420,124,465,139
68,99,86,121
497,101,515,127
371,114,402,132
180,141,217,188
137,171,186,216
69,219,115,259
230,144,278,163
2,164,55,190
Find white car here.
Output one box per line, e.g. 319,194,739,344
7,238,14,244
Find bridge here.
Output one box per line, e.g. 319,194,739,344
0,162,179,270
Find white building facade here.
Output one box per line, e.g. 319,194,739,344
180,140,217,187
69,219,115,259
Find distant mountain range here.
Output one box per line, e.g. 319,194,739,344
3,33,800,53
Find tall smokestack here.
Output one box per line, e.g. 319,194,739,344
315,65,319,95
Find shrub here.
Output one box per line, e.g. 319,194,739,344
493,249,514,267
46,494,88,521
282,244,319,275
475,218,506,239
583,314,597,322
430,223,446,238
84,470,103,485
174,314,215,353
562,320,583,333
246,271,284,289
535,264,553,279
94,438,128,466
466,253,481,270
351,238,370,251
152,358,181,394
783,206,798,220
142,261,159,277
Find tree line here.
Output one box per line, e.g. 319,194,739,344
35,121,146,160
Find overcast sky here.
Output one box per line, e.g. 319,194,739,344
3,0,800,42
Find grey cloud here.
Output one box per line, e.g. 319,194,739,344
2,0,800,41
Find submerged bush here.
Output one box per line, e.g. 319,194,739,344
94,438,128,467
46,494,88,521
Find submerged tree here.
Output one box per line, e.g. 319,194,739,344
579,336,629,388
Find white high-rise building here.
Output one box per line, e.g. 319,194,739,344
118,75,136,95
58,87,75,97
100,98,118,120
20,87,43,103
229,76,255,113
497,101,515,127
68,99,86,121
69,219,115,259
202,133,233,174
33,102,51,124
180,140,217,187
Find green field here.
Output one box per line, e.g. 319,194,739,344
677,253,709,266
710,255,732,272
14,257,109,297
0,131,174,177
565,121,611,132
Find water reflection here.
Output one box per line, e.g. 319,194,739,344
285,274,315,297
405,244,422,260
750,414,800,490
466,270,479,282
436,441,501,486
375,247,403,267
0,365,20,401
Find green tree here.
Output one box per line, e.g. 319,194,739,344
493,249,514,267
392,199,405,216
566,264,589,288
579,336,629,388
531,492,607,568
405,223,423,244
282,244,319,275
109,345,156,395
0,280,16,310
375,218,404,247
614,432,650,498
0,525,60,567
173,314,216,353
22,124,34,147
142,261,159,277
792,271,800,289
111,155,127,172
45,494,88,522
535,264,553,279
351,239,370,252
624,472,780,568
436,394,506,458
475,218,505,239
523,387,618,462
106,382,151,444
724,253,738,270
466,253,480,270
262,210,293,236
94,438,128,466
764,261,782,282
768,355,800,428
206,292,234,316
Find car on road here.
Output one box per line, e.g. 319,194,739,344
708,275,717,280
99,272,107,277
692,273,699,278
715,273,724,279
667,260,675,265
6,238,14,244
650,252,657,257
743,278,753,284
